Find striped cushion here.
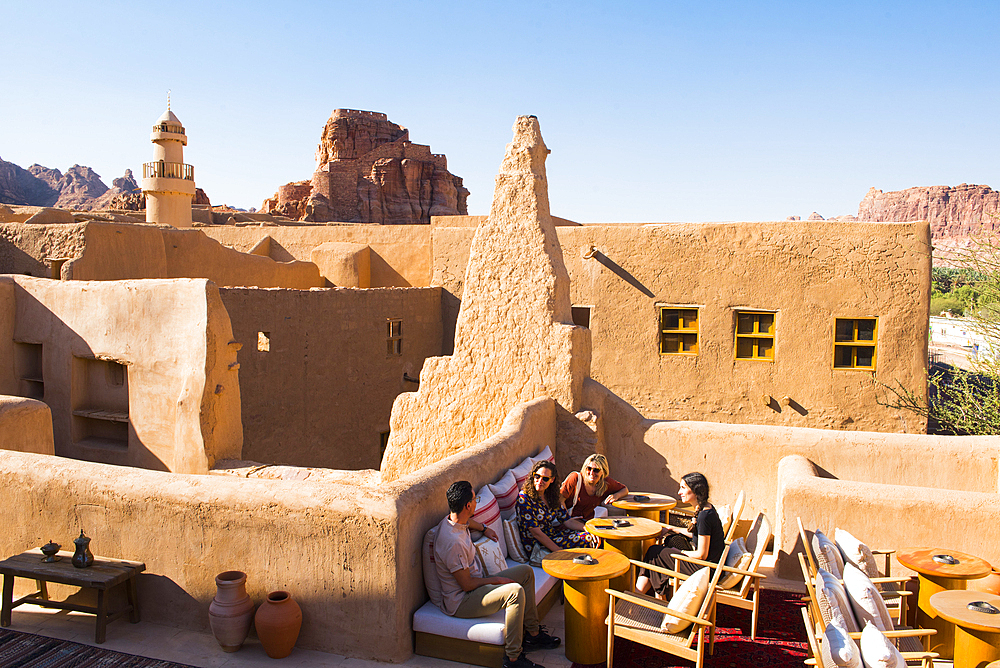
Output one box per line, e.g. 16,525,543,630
510,457,535,490
816,568,859,633
488,470,519,520
812,530,845,579
532,446,554,464
472,485,507,560
421,526,443,608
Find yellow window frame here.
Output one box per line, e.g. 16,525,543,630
659,307,699,355
832,317,878,370
386,318,402,356
734,311,775,361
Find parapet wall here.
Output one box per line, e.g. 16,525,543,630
0,396,54,455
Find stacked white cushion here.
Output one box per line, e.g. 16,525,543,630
488,471,519,520
821,621,862,668
858,621,905,668
421,525,444,608
816,568,859,633
842,563,893,632
719,536,753,589
510,457,535,490
836,528,881,585
661,567,711,633
472,485,508,560
813,530,846,578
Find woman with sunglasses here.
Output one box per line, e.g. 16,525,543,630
516,460,600,557
559,454,629,524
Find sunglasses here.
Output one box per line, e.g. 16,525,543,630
533,473,553,482
586,467,602,474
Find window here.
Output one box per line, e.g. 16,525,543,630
659,308,698,355
257,332,270,352
571,306,592,329
834,318,877,369
735,311,775,360
387,319,402,356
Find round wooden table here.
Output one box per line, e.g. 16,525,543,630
585,517,662,591
897,547,992,659
612,493,677,522
928,590,1000,668
542,548,630,665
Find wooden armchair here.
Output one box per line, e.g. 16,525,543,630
675,512,771,639
800,602,934,668
606,545,731,668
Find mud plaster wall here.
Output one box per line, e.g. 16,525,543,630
435,220,931,433
219,286,442,469
0,279,13,394
775,454,1000,579
0,397,554,662
0,222,87,278
0,396,54,454
3,276,241,473
199,225,432,288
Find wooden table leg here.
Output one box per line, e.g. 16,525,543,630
563,578,610,665
95,589,107,644
126,577,140,623
1,575,12,627
915,573,963,659
602,539,643,592
36,580,48,600
953,626,1000,668
625,511,662,552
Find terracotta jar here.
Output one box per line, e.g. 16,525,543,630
254,590,302,659
208,570,255,652
969,568,1000,595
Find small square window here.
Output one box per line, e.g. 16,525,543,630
257,332,270,353
833,318,878,369
659,308,698,355
386,319,402,356
571,306,592,329
734,311,775,361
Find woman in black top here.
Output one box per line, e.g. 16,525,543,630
635,472,726,598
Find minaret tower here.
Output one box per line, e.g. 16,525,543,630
142,98,195,227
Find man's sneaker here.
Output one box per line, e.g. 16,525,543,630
503,652,545,668
522,625,561,651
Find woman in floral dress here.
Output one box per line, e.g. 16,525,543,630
516,459,600,555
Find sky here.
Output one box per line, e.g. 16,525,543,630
2,1,998,222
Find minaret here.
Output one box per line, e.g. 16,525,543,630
142,101,195,227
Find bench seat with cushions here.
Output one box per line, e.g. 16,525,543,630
414,447,561,668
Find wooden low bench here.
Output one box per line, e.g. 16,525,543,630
0,548,145,643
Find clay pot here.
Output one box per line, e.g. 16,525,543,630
254,590,302,659
208,570,255,652
969,568,1000,595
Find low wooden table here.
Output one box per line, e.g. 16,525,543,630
542,548,630,665
612,493,677,522
897,547,991,659
585,517,662,591
0,549,145,643
929,590,1000,668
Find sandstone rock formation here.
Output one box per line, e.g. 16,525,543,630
262,109,469,224
857,184,1000,250
0,157,58,206
30,164,109,210
379,116,589,482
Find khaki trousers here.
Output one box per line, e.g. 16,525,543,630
453,564,540,660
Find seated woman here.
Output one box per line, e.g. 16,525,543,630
517,460,600,557
559,454,629,523
635,472,725,598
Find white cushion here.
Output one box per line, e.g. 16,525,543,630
488,470,519,520
472,485,507,560
842,564,893,632
719,537,752,589
821,621,863,668
510,457,535,490
661,567,710,633
532,446,554,464
716,504,732,536
503,517,528,563
859,621,905,668
816,568,859,633
421,525,443,609
413,561,557,645
592,506,608,519
813,530,845,579
474,537,507,576
836,528,881,584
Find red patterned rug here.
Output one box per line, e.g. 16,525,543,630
575,588,809,668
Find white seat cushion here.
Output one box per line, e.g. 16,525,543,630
859,621,905,668
816,568,860,633
842,563,893,632
813,530,845,579
822,621,863,668
719,536,752,589
836,528,881,583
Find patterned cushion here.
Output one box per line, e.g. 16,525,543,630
488,470,519,520
661,567,710,633
502,517,528,563
842,563,893,632
510,457,535,490
816,568,859,633
719,537,752,589
835,528,881,586
473,536,507,576
858,621,905,668
472,485,507,560
812,530,845,578
821,621,862,668
421,525,444,608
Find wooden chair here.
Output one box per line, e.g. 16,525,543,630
675,512,771,639
606,544,731,668
796,517,910,625
670,490,746,542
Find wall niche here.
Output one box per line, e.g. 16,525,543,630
13,342,44,400
71,356,130,451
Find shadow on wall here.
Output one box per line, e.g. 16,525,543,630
0,234,49,277
370,249,411,287
591,250,655,299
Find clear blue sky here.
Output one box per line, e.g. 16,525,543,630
2,1,998,221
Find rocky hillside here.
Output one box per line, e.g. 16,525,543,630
857,184,1000,250
262,109,468,224
0,157,142,211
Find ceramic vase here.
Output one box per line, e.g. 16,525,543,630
254,590,302,659
969,568,1000,595
208,571,255,652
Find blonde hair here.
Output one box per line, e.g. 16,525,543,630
580,454,610,497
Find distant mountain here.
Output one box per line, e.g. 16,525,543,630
0,156,139,211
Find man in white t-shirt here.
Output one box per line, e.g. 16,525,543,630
434,481,560,668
